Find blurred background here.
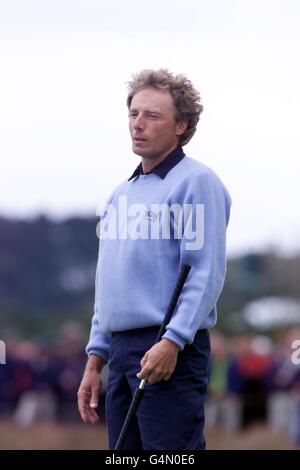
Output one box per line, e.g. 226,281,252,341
0,0,300,449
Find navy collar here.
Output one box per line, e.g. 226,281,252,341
128,146,185,181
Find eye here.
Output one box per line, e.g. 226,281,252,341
146,113,160,119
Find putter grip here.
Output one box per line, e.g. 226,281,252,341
114,388,145,451
155,264,191,343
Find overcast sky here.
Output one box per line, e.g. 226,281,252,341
0,0,300,256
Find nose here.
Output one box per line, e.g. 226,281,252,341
133,113,145,131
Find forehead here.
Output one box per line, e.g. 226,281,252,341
130,87,175,112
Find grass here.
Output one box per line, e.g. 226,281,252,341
0,421,296,450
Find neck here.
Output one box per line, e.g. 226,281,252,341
141,143,178,173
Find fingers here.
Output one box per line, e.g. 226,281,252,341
140,352,148,368
137,352,150,379
147,370,172,384
163,374,172,382
78,398,100,424
147,371,162,384
78,389,100,424
137,343,177,383
80,405,100,424
137,364,172,383
90,386,100,409
77,370,102,424
136,362,151,380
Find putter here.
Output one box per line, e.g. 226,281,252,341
114,264,191,450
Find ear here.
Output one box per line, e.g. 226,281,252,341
176,121,188,136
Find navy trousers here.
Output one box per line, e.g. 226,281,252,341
105,326,210,450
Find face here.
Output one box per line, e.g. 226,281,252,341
128,87,187,160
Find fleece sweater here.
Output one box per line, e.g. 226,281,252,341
86,156,231,362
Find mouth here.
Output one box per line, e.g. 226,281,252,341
133,137,147,142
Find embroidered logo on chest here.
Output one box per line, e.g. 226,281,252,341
144,210,158,222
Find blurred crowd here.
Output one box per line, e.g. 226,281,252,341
0,322,107,426
1,323,300,446
207,329,300,446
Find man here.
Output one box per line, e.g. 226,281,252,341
77,69,231,450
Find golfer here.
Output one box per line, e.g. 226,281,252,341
77,69,231,450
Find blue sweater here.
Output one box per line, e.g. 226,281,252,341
86,156,231,362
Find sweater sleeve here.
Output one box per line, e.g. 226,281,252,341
162,170,231,350
85,185,128,362
85,239,111,363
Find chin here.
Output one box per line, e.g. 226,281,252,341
132,146,152,159
132,148,143,157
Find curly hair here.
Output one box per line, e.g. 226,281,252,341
126,69,203,146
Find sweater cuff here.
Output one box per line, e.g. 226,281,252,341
86,348,109,364
162,329,186,351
